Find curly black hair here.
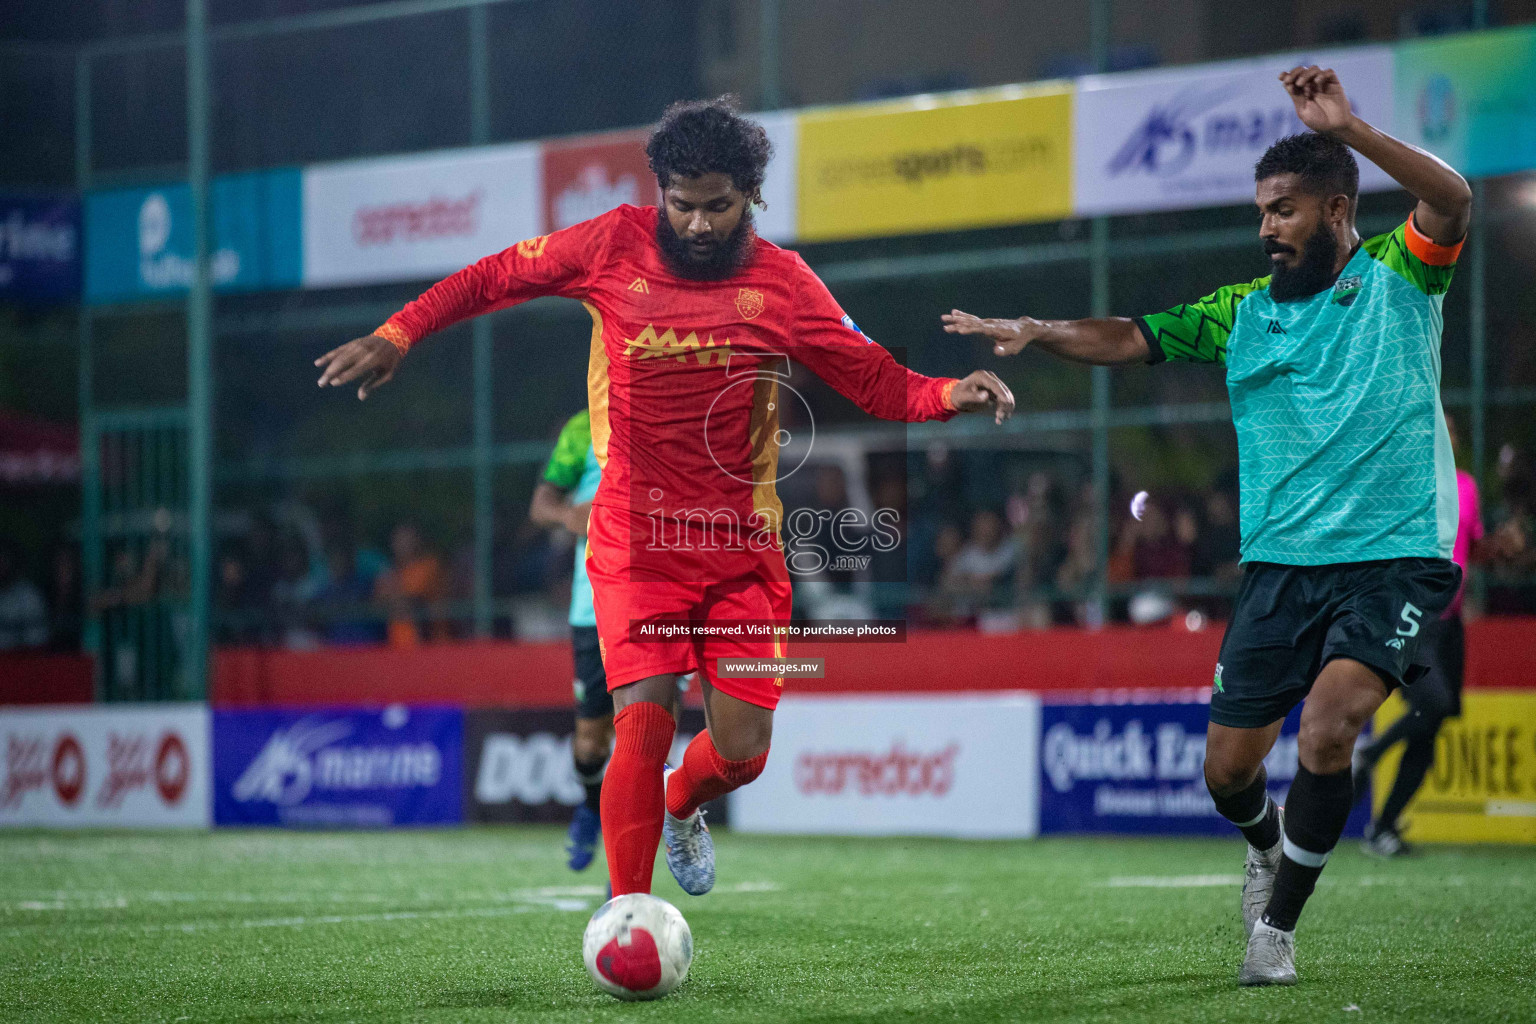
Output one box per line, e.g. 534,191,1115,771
646,96,772,207
1254,132,1359,203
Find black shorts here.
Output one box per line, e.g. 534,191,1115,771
572,625,612,720
1210,558,1461,729
1410,611,1465,719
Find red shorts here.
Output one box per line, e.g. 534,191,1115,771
585,503,793,710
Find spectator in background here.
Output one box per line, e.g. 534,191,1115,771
93,534,183,696
1009,472,1068,628
447,540,478,638
496,519,563,597
1192,490,1243,581
375,522,447,646
315,544,386,646
1055,483,1101,625
914,519,962,591
1190,489,1243,620
48,544,82,651
1488,444,1536,614
215,542,262,644
1128,495,1194,580
270,538,322,649
793,464,874,620
937,508,1019,616
94,535,175,612
914,520,966,623
867,473,909,620
240,518,280,623
0,543,47,649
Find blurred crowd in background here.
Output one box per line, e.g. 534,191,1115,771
5,436,1535,654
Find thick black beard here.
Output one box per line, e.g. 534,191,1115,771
1266,220,1341,302
654,209,757,281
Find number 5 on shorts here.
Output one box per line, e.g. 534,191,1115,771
1396,602,1423,638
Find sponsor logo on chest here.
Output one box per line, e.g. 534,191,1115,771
623,324,735,365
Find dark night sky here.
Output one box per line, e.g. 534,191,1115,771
1,0,702,187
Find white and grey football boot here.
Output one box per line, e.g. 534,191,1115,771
1238,920,1297,986
1242,806,1285,938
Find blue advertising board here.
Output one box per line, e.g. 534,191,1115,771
213,706,462,827
0,194,80,304
84,168,301,304
1039,700,1370,836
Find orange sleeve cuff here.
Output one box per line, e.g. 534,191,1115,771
374,322,413,356
940,378,960,412
1405,214,1464,267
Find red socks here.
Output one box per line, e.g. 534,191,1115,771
602,701,676,896
665,730,768,820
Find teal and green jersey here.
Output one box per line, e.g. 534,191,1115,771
1136,217,1463,566
543,409,602,628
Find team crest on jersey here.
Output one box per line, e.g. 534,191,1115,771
516,235,549,259
1332,275,1362,307
736,287,765,320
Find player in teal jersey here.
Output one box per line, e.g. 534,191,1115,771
944,66,1471,986
530,410,611,872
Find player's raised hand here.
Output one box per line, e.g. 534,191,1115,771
1279,66,1354,134
949,370,1015,425
314,334,403,400
942,309,1045,357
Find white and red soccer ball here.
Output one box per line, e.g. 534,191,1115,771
582,893,693,1000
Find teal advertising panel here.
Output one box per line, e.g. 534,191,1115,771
85,169,301,304
1394,25,1536,178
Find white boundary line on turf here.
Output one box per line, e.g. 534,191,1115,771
1103,875,1243,888
0,880,782,935
1,880,780,913
0,901,583,939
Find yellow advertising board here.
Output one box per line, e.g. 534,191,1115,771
796,84,1073,242
1373,690,1536,844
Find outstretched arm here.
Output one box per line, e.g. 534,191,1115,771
942,310,1150,365
314,215,613,399
1280,65,1472,245
790,260,1015,424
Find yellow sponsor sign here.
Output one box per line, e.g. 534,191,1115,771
797,84,1073,242
1373,690,1536,844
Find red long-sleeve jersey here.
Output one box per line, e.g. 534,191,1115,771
378,204,958,530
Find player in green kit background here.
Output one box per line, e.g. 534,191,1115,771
530,410,610,872
943,65,1471,986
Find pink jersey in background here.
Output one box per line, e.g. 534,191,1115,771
1448,468,1483,617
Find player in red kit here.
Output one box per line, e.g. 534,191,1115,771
314,98,1014,900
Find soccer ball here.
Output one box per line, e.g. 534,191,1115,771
582,893,693,1000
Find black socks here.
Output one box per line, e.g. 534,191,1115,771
573,754,608,814
1379,735,1437,830
1262,765,1354,932
1209,764,1282,851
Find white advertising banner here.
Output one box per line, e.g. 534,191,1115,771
1074,46,1395,216
731,694,1040,838
755,111,798,243
0,704,211,828
301,142,542,288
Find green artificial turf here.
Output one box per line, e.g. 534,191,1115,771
1,828,1531,1022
